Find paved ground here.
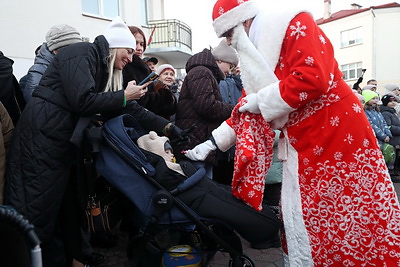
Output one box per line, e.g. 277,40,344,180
86,183,400,267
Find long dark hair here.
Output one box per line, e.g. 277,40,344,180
128,26,147,51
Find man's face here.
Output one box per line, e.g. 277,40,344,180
223,19,252,45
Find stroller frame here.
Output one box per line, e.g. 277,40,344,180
93,114,255,267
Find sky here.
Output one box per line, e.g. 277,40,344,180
164,0,387,53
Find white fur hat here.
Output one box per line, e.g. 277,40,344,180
211,39,239,66
212,0,259,38
104,17,136,49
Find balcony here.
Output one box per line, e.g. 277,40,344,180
144,19,193,69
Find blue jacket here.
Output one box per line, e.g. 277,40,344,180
19,43,54,103
365,108,392,148
219,74,243,105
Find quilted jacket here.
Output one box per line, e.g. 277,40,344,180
4,35,169,241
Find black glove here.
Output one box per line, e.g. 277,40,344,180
163,123,183,139
163,123,196,146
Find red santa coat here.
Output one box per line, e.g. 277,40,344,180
212,7,400,267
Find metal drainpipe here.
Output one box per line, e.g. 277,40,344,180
371,9,376,80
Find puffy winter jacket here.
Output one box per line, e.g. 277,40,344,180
175,49,234,164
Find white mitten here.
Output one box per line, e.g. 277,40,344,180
184,140,216,161
238,93,261,114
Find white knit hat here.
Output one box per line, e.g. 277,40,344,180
211,39,239,66
137,131,171,162
156,64,176,75
212,0,259,38
45,24,82,51
104,17,136,49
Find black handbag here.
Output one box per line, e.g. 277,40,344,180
84,177,122,233
81,123,122,233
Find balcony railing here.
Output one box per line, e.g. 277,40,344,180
145,19,192,52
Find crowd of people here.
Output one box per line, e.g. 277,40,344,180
1,0,400,266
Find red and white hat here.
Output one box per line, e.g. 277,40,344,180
212,0,259,38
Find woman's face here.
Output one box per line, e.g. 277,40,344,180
134,33,145,58
387,99,398,109
159,69,176,86
114,48,134,70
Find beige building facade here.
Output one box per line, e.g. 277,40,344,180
0,0,192,79
316,2,400,93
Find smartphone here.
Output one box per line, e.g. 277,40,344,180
138,72,159,85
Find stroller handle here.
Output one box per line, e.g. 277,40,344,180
170,167,206,195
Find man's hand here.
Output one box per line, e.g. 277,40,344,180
238,93,261,114
184,140,216,161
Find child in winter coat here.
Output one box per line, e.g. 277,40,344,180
363,90,392,148
137,131,281,245
363,90,396,178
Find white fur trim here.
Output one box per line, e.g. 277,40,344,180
212,1,259,38
211,121,236,152
257,82,295,122
280,129,314,266
231,23,278,94
252,7,309,70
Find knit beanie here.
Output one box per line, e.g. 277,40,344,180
362,84,377,91
362,89,379,103
212,0,259,38
45,24,82,51
156,64,175,75
381,94,397,106
104,17,136,49
384,83,399,91
211,39,239,66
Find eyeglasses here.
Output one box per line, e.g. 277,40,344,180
229,64,236,72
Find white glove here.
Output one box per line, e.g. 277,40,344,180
238,93,261,114
184,140,216,161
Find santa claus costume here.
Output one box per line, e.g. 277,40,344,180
210,0,400,266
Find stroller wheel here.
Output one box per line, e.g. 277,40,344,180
228,254,255,267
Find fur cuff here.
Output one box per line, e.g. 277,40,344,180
211,121,236,152
258,82,295,122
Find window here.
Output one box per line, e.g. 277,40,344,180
341,27,363,48
341,62,363,80
82,0,120,18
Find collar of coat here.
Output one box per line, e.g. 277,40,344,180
230,5,310,94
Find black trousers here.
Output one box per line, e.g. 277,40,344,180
178,179,282,244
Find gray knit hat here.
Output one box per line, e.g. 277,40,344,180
45,24,81,51
384,83,399,91
211,39,239,66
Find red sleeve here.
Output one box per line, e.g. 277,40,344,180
276,12,343,109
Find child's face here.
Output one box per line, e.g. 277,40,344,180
368,97,379,106
165,149,175,162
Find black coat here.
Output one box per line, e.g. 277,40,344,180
123,57,177,120
5,36,169,241
175,49,234,164
0,51,26,125
380,105,400,147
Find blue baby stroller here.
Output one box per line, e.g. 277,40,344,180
91,114,278,266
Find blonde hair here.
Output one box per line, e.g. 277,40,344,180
104,49,123,92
